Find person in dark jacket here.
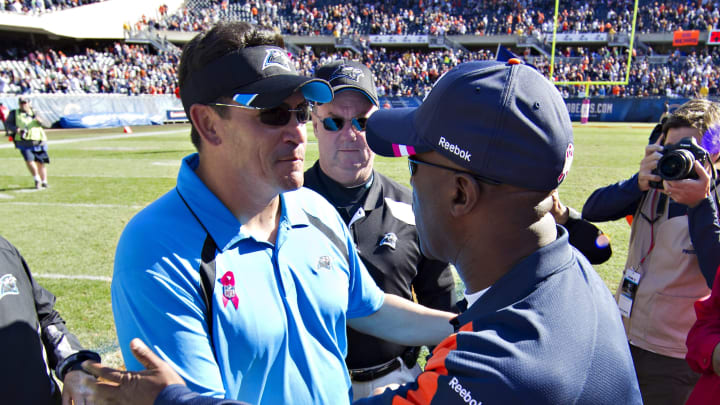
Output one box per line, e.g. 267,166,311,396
582,99,720,405
0,234,100,404
304,59,457,399
78,60,642,405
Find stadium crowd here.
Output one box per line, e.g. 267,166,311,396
133,0,720,36
4,0,720,36
1,0,105,14
1,41,719,99
2,0,720,98
0,42,178,95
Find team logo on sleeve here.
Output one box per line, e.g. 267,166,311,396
316,256,333,272
328,65,364,83
0,274,19,301
378,232,398,249
262,49,293,72
220,271,239,310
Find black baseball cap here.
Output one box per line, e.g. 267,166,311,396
314,60,378,106
365,60,574,191
180,45,333,117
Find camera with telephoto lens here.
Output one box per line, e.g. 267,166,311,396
649,136,709,188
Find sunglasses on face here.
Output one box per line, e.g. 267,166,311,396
320,116,368,132
407,157,501,185
209,102,312,126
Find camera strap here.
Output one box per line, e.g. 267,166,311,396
638,189,666,225
636,190,664,270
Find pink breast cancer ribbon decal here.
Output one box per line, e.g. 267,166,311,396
221,271,239,309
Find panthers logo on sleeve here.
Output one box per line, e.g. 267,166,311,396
0,274,19,301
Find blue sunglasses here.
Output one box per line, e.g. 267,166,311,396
321,116,368,132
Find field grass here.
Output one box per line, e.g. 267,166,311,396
0,122,654,366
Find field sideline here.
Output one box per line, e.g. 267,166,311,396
0,122,654,366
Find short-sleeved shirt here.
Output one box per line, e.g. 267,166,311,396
112,153,385,405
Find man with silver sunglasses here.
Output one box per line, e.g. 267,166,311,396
303,60,458,399
105,22,455,405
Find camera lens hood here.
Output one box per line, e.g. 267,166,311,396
658,150,696,180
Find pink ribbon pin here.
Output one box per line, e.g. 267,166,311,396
220,271,239,310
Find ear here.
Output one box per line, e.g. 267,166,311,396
311,116,319,135
449,174,480,217
189,104,222,146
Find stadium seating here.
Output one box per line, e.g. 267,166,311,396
1,0,719,98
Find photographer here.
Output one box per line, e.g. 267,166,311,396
583,99,720,405
7,97,51,189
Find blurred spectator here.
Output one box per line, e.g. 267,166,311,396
1,0,107,14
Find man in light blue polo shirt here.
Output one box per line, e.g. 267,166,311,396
107,21,455,405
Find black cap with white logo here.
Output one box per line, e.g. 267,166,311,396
314,60,378,106
180,45,333,116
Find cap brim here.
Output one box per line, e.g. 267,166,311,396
366,107,433,157
232,76,332,108
334,86,379,106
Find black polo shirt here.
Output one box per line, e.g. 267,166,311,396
304,162,458,368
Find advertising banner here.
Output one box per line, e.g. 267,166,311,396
548,33,607,43
368,35,428,44
673,30,700,46
564,98,690,122
708,30,720,45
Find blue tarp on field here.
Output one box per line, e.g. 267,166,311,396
59,113,163,128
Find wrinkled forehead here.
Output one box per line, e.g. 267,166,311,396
317,91,375,116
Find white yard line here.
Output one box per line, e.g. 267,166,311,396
34,273,111,282
0,128,186,149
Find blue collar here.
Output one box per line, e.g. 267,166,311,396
175,154,309,251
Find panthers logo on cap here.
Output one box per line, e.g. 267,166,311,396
262,49,293,72
328,65,364,83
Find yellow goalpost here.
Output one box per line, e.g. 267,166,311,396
549,0,640,93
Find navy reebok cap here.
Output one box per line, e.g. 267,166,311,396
365,60,574,191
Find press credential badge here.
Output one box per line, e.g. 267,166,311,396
618,268,641,318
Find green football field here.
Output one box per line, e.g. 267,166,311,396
0,122,655,366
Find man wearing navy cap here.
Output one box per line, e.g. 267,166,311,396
101,22,455,405
354,59,642,404
304,60,458,399
76,59,641,405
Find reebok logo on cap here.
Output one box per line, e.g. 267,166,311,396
262,49,292,72
328,65,365,83
438,136,472,161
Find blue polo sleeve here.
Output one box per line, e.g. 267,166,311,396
112,214,225,397
344,221,385,319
